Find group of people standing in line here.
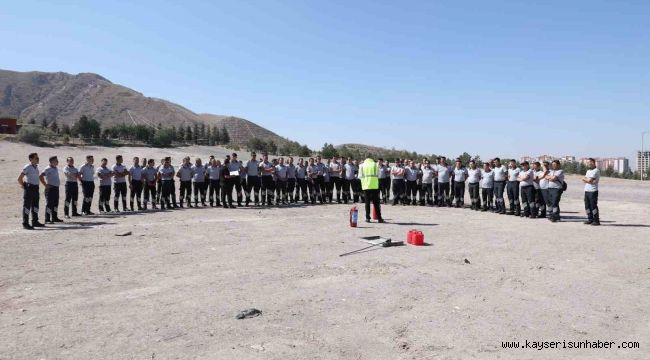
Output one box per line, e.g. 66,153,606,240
18,151,601,229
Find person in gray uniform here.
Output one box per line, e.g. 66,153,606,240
492,158,507,214
545,160,564,222
307,158,321,204
156,158,164,205
128,156,144,211
275,157,289,205
18,153,44,229
342,158,355,204
420,159,435,206
351,159,364,203
207,159,222,207
517,161,535,218
286,157,297,203
229,153,244,206
480,162,494,211
79,155,96,216
296,158,308,204
322,159,332,203
220,158,236,208
314,156,326,203
244,152,260,206
39,156,63,224
112,155,129,212
405,160,419,205
437,158,452,207
506,159,521,216
158,157,175,210
192,158,207,207
390,159,406,206
536,161,550,218
329,157,343,203
582,158,601,226
378,158,391,204
143,159,158,210
63,156,80,218
432,157,441,205
176,157,194,208
259,153,276,206
96,158,114,213
452,158,468,208
467,160,481,210
531,162,542,218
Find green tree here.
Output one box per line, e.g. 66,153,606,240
177,126,185,141
50,119,59,133
458,152,472,166
185,125,193,142
320,143,339,158
221,126,230,144
267,140,277,154
28,118,36,125
193,123,200,144
152,128,174,147
18,127,43,144
206,126,212,145
61,124,71,135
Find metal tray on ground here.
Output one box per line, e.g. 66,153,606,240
359,236,403,246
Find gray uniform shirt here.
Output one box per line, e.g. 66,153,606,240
245,160,259,176
467,168,481,184
228,160,242,174
453,167,468,182
129,165,143,181
178,164,193,181
260,161,274,176
508,168,521,182
287,164,297,179
96,166,113,186
159,165,175,181
275,164,288,180
584,168,600,192
192,165,206,182
79,163,94,182
307,164,319,179
379,165,390,179
405,167,419,181
296,165,306,179
437,165,452,183
22,164,40,185
112,164,128,184
493,166,507,181
144,167,157,182
519,169,535,187
421,166,435,184
208,165,221,180
344,164,356,180
536,170,549,189
329,162,342,178
481,170,494,189
40,166,60,187
64,165,79,183
547,169,565,189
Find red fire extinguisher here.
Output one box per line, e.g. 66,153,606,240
371,205,378,220
350,206,358,227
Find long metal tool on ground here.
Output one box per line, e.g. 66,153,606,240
339,237,404,257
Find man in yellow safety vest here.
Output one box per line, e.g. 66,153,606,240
359,157,385,223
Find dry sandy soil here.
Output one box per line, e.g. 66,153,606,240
0,141,649,360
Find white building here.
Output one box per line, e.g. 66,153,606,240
638,151,650,178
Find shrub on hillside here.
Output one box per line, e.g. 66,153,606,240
17,126,43,144
152,128,174,147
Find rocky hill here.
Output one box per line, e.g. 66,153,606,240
0,69,290,146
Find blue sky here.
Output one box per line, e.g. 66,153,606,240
2,0,649,164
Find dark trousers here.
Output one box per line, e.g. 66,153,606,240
315,176,325,202
64,181,79,216
438,181,451,206
468,183,480,209
245,176,260,203
421,183,433,205
506,181,521,214
392,179,405,205
433,178,439,205
99,185,112,212
520,185,534,217
222,180,234,206
179,180,192,206
379,178,391,203
331,177,342,202
352,179,363,202
114,182,127,211
160,180,174,208
453,181,465,207
296,179,309,203
548,188,562,220
231,176,243,205
143,182,157,209
261,176,275,204
287,178,297,202
534,188,545,216
193,181,206,204
209,179,221,205
277,180,288,203
481,187,493,209
81,180,95,214
45,185,60,221
406,180,418,204
494,181,505,212
130,180,143,210
156,179,162,204
364,189,382,220
584,191,599,222
22,184,39,224
341,179,352,202
541,189,550,217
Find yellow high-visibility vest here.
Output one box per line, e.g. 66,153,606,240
360,158,379,190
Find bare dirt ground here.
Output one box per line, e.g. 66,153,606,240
0,141,649,360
